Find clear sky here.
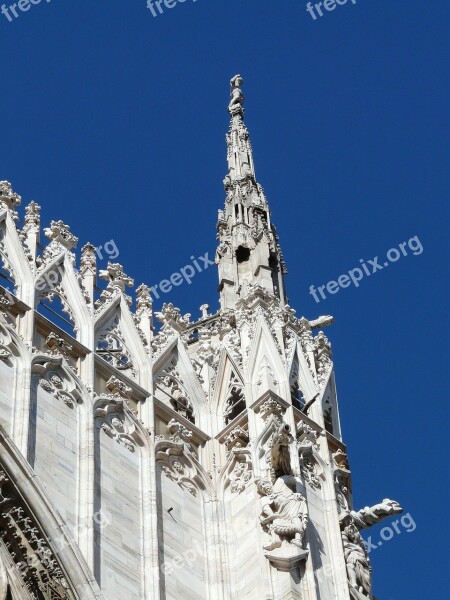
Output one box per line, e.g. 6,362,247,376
1,0,449,597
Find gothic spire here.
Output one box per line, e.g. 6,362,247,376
216,75,287,311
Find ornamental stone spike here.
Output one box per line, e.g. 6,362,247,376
80,243,97,305
22,200,41,260
217,75,288,310
136,283,153,345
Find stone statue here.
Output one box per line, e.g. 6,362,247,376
228,75,244,111
341,498,403,597
258,476,308,551
342,522,371,597
269,423,294,481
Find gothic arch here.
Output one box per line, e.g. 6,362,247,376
0,426,104,600
246,317,289,401
94,295,152,389
153,339,208,428
0,210,34,305
35,254,91,346
211,350,246,430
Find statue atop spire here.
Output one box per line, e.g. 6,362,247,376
228,74,245,115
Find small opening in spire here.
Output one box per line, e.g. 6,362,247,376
236,246,250,263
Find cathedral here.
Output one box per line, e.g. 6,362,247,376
0,75,402,600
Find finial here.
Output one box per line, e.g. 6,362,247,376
80,243,97,275
228,74,244,115
23,201,41,233
0,181,21,221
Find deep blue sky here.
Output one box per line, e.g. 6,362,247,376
1,0,449,597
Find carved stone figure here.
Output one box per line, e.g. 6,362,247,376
340,497,403,597
269,422,294,482
351,499,402,529
342,522,372,597
228,74,244,112
258,476,308,551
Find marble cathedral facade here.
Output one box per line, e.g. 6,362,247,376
0,76,402,600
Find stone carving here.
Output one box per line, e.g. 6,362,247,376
333,449,351,513
80,242,97,274
228,74,244,113
300,456,321,490
223,372,245,425
314,331,332,386
23,200,41,234
259,397,285,424
168,419,192,445
257,476,308,551
0,181,21,221
96,401,140,453
105,375,132,399
155,421,206,497
340,498,403,597
309,315,334,330
36,366,82,410
342,521,372,597
155,302,191,332
45,332,73,359
229,460,252,494
295,423,322,490
44,220,78,252
268,422,294,483
222,327,242,367
224,426,249,452
96,262,134,309
351,499,402,530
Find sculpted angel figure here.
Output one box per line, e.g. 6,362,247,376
257,476,308,551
